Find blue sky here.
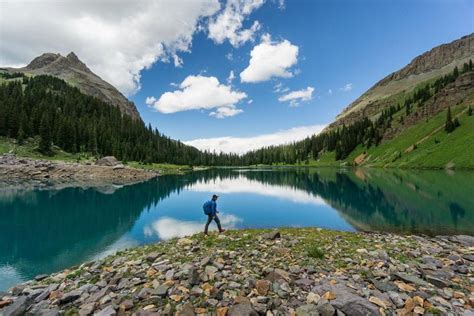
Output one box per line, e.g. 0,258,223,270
131,0,473,149
2,0,473,153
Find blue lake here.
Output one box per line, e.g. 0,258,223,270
1,168,473,290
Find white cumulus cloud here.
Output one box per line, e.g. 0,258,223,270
240,34,299,83
209,106,243,119
0,0,220,95
189,176,327,206
208,0,265,47
227,70,236,84
184,124,326,154
147,75,247,116
340,83,353,92
145,96,157,106
278,86,314,107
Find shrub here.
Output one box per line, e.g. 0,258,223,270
307,245,325,259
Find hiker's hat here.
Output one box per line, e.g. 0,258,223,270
212,194,219,199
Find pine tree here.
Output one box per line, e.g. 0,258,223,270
453,117,460,128
468,106,472,116
39,114,52,155
17,123,26,145
7,107,19,138
453,66,459,79
463,63,469,73
445,107,455,133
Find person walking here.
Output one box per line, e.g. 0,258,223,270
203,194,225,235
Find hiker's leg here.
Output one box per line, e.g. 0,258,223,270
213,215,223,231
204,215,213,234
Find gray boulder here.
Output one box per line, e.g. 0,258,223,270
95,156,120,167
58,290,82,305
313,285,379,316
317,302,336,316
1,296,32,316
450,235,474,246
228,303,258,316
263,231,281,240
295,304,320,316
188,267,200,286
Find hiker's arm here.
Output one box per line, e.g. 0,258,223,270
212,201,217,216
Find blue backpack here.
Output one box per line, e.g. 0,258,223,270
203,201,212,215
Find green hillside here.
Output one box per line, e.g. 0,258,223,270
240,62,474,169
347,104,474,169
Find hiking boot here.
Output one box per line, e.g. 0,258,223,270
219,229,226,233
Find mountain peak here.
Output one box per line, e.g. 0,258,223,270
25,53,61,70
66,51,79,60
7,52,141,120
65,52,91,72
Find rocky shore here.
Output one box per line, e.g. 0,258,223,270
1,229,473,315
0,154,159,184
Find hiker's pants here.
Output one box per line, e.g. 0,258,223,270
204,214,222,233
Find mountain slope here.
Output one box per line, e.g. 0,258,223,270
331,33,474,129
239,34,474,169
1,52,140,120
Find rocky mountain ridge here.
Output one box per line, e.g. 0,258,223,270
1,52,141,120
334,33,474,127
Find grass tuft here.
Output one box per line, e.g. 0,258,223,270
306,245,325,259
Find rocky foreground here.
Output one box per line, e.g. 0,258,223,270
1,229,473,316
0,154,158,184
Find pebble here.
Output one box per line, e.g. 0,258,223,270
1,229,471,315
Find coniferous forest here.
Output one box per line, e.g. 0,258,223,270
0,60,472,166
0,75,231,165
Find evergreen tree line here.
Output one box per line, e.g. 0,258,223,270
0,74,245,165
239,61,473,165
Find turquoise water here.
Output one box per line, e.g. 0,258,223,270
1,168,473,290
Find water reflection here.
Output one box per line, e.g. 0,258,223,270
144,214,243,240
0,168,473,290
189,175,326,206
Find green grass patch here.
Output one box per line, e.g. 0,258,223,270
0,136,94,162
362,104,474,169
306,245,325,259
125,161,194,174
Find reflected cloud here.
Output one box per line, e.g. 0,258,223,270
145,214,242,240
188,176,327,206
91,235,139,260
0,265,24,291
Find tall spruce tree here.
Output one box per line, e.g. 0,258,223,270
445,107,455,133
39,114,52,154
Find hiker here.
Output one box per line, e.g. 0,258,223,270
203,194,226,235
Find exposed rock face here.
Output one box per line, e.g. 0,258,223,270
0,154,157,184
333,33,474,127
380,33,474,83
2,52,141,120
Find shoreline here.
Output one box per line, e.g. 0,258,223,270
228,164,474,171
1,228,472,315
0,154,160,184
